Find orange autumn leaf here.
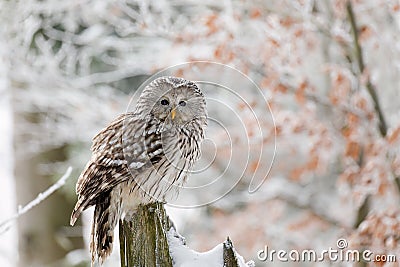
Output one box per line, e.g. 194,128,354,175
373,259,386,267
287,214,323,231
295,81,307,104
329,94,339,105
173,68,184,77
387,127,400,144
290,167,304,181
270,38,280,47
335,72,345,83
275,83,288,93
237,102,246,111
280,17,295,27
307,156,319,171
275,125,282,136
286,217,309,231
214,45,223,59
249,161,260,173
214,44,234,61
260,77,271,88
377,180,388,196
250,8,261,19
347,113,359,125
247,128,254,138
359,25,373,42
227,50,235,61
341,125,353,138
294,28,304,38
292,124,304,133
331,73,351,100
205,14,218,35
345,141,360,160
355,97,367,110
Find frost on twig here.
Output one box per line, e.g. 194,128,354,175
0,166,73,234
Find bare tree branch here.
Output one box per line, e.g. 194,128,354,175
346,2,393,235
346,1,388,137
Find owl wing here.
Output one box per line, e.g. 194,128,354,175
71,113,165,225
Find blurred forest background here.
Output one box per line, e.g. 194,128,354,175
1,0,400,266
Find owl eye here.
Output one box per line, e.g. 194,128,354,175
160,99,169,106
178,100,186,107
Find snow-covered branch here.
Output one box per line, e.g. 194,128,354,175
0,167,72,234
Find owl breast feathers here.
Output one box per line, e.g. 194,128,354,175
70,76,207,265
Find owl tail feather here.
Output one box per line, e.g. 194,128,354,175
70,198,86,226
90,193,118,266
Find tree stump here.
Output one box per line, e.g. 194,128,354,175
119,202,173,267
119,202,250,267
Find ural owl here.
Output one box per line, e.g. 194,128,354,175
70,76,207,264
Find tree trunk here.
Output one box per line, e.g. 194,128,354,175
13,144,81,267
12,108,83,266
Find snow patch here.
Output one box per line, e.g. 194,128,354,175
167,228,254,267
168,228,224,267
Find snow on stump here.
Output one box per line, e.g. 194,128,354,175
119,202,254,267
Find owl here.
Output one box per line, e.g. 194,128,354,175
70,76,207,265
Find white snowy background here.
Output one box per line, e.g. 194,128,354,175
1,0,400,266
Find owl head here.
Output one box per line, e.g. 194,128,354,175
135,76,207,127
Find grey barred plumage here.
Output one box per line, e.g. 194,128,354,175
70,76,207,265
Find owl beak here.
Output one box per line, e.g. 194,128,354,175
170,109,177,120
